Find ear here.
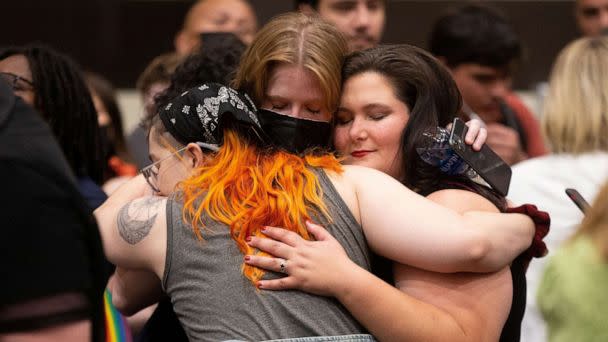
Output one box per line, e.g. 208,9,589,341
185,142,206,168
299,3,316,15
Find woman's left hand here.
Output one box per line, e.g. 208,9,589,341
245,221,357,297
447,118,487,151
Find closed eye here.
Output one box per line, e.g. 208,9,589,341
370,113,388,121
307,107,321,114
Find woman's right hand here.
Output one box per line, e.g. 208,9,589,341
245,221,358,297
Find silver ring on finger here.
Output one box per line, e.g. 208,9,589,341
278,258,288,274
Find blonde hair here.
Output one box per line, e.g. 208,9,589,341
572,181,608,261
232,12,348,113
542,37,608,153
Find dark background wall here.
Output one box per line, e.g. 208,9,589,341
0,0,579,90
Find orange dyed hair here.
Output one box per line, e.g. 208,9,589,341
180,129,342,284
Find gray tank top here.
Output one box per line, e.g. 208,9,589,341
162,169,371,341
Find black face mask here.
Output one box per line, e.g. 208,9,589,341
257,109,332,154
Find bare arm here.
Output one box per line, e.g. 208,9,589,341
337,165,533,272
94,175,168,315
351,190,512,341
246,223,474,341
107,269,163,316
246,189,513,341
389,189,513,341
94,174,167,274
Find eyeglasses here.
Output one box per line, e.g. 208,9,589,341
0,72,34,92
140,142,219,193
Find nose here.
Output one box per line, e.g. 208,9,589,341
349,117,368,141
288,104,303,119
353,4,371,30
491,80,509,100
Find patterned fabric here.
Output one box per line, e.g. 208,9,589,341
158,83,264,147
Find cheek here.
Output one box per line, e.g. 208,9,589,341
158,164,189,195
332,127,351,153
15,91,35,107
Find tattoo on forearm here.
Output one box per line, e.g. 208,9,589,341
117,197,163,245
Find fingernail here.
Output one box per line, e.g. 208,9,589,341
244,255,251,261
257,281,264,289
246,236,252,242
261,226,267,232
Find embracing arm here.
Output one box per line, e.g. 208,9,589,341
107,269,163,316
94,174,167,272
247,222,506,341
246,189,513,341
339,165,533,272
246,223,473,341
94,175,167,314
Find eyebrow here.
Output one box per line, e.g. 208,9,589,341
362,103,391,111
338,103,390,113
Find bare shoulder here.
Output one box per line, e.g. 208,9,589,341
117,196,167,245
341,164,389,178
323,166,361,224
339,164,407,189
426,188,499,214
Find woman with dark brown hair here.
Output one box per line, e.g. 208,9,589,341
247,44,548,342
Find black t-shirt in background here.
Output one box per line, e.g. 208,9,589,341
0,80,107,340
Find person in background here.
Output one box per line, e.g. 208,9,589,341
429,4,547,166
0,44,106,209
174,0,257,56
296,0,385,52
0,44,137,342
509,36,608,342
0,70,107,342
538,180,608,342
575,0,608,37
86,72,137,194
128,53,183,170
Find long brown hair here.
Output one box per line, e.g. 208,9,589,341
341,44,506,210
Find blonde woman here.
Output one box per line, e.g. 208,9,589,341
538,180,608,341
509,36,608,342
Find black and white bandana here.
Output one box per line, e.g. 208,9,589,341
158,83,264,147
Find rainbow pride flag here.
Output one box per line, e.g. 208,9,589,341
104,290,133,342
